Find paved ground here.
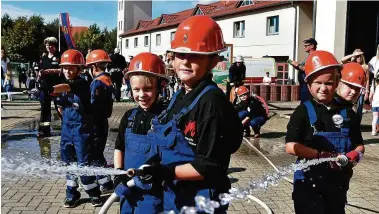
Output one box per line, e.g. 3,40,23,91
1,96,379,214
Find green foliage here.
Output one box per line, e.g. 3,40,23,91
1,13,116,63
2,16,36,61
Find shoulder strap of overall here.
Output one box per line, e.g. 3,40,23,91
303,100,317,127
126,108,138,128
340,108,350,135
174,85,218,120
167,89,181,110
155,89,181,121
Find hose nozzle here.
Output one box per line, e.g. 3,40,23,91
336,155,348,167
125,164,152,180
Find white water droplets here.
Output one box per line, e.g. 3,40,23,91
1,155,128,178
179,157,337,214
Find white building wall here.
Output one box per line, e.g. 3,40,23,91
121,28,176,59
117,0,125,47
217,7,296,59
121,6,298,79
117,1,152,54
315,0,347,60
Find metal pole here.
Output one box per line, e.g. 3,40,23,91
312,0,317,38
58,13,61,52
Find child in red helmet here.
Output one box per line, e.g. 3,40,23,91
336,63,367,105
86,49,114,194
43,49,102,208
335,62,367,126
135,16,243,213
285,50,364,213
234,86,268,137
113,52,170,213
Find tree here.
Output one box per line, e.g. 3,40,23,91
1,13,116,62
74,24,109,53
28,15,46,62
2,16,36,61
103,28,117,53
1,14,14,36
45,18,68,52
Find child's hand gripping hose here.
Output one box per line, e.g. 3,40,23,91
98,165,151,214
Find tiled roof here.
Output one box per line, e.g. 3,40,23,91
120,0,289,37
70,26,89,36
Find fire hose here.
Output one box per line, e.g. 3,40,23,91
1,92,27,96
242,137,349,214
99,139,349,214
98,165,151,214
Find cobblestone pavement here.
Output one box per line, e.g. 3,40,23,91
1,97,378,214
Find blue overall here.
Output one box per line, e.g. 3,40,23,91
238,111,266,133
121,109,162,214
57,90,99,199
293,101,353,214
149,85,228,213
90,73,113,188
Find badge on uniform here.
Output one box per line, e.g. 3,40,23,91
332,114,344,128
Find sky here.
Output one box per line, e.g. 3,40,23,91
1,0,216,30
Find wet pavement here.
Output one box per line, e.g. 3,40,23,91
1,98,379,214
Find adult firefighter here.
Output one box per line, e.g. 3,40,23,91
38,37,63,137
109,48,127,102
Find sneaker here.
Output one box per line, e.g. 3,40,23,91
371,132,377,136
90,197,103,207
64,197,79,208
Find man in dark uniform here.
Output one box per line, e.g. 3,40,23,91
227,55,246,100
38,36,63,137
109,48,126,102
289,38,318,103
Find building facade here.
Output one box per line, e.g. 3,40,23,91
117,0,152,55
118,0,379,84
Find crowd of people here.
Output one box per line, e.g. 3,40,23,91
1,14,378,214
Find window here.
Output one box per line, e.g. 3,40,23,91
275,62,289,84
134,38,138,48
171,31,176,41
121,1,123,10
125,39,129,48
195,8,204,15
118,2,120,10
267,16,279,35
118,22,120,30
160,17,166,24
240,0,254,6
144,36,149,47
120,21,123,31
156,34,161,46
233,21,245,38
